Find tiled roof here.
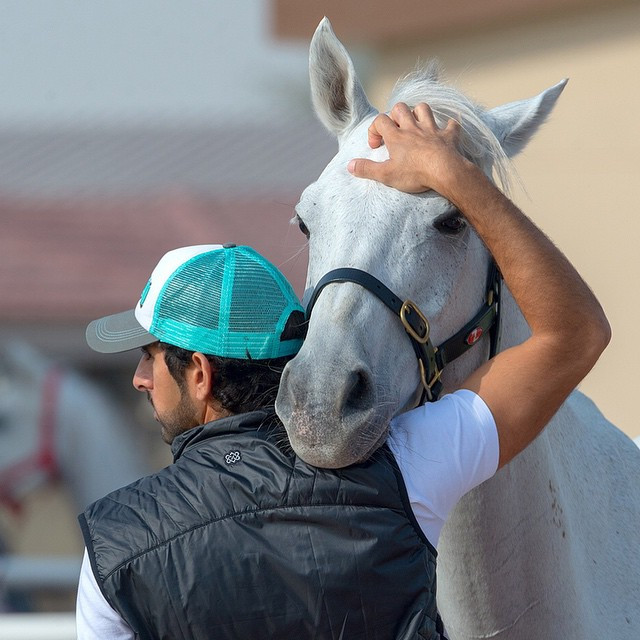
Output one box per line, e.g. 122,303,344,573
1,193,309,321
0,118,336,197
0,119,333,321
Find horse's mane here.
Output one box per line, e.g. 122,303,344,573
388,61,511,191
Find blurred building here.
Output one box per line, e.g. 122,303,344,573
0,121,331,368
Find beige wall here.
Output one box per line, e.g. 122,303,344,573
366,3,639,439
272,0,620,42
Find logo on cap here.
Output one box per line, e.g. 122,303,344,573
140,279,152,307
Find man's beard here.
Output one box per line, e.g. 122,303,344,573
148,390,199,444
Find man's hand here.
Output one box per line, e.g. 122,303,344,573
347,102,470,195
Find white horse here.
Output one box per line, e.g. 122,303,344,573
0,341,149,517
276,19,640,639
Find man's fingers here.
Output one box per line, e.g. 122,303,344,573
389,102,414,124
445,117,461,135
348,158,388,182
367,127,384,149
367,114,397,148
368,103,416,149
412,103,436,125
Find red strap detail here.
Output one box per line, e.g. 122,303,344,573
465,327,484,346
37,367,62,478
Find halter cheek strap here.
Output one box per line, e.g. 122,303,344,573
306,263,502,403
307,268,441,401
436,262,502,369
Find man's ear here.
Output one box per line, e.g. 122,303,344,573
190,352,214,402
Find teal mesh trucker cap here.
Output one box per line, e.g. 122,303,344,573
86,244,305,359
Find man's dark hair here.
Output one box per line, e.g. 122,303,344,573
160,343,294,414
159,310,306,415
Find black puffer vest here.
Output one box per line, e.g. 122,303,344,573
79,411,443,639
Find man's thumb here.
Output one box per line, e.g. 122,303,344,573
347,158,381,180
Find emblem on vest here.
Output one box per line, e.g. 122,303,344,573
224,450,242,465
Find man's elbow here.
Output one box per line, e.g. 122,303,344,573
554,305,611,378
592,305,611,350
581,307,612,367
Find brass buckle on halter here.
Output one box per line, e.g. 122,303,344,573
400,300,430,344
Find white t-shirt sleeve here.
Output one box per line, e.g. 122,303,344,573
76,548,135,640
387,389,499,546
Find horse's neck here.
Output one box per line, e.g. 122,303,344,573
438,284,594,636
438,297,640,638
0,360,55,509
498,283,531,349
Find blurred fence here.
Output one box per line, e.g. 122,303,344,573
1,555,81,591
0,613,75,639
1,555,79,638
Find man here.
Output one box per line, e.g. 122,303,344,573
77,243,445,639
76,105,610,639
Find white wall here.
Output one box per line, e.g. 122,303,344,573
0,0,310,126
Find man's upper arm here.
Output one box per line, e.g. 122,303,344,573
389,390,499,541
460,335,593,469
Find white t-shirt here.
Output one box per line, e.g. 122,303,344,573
388,389,499,546
76,389,499,639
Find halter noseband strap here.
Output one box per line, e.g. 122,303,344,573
305,263,502,403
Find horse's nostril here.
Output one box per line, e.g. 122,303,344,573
343,368,373,415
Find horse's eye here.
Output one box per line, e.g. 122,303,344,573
297,215,310,239
435,213,466,235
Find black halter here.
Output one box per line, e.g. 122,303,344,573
305,263,502,403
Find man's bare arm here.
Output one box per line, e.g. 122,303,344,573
348,102,611,469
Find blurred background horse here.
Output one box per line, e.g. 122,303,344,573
0,341,149,610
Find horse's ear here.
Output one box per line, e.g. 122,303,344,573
309,18,376,140
487,79,568,158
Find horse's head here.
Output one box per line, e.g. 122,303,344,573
276,18,566,468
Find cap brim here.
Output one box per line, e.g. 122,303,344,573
86,309,157,354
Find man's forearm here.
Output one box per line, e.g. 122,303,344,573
438,159,611,371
